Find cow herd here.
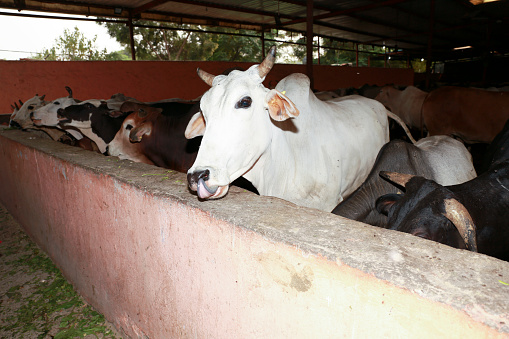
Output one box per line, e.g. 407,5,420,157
7,46,509,261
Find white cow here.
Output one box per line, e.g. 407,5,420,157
8,94,71,141
9,95,47,130
184,46,393,212
375,85,428,130
31,86,78,127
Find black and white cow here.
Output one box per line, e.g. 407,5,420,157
56,101,129,154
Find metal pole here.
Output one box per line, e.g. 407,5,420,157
261,29,265,61
317,37,321,65
128,12,136,61
425,0,435,90
356,43,359,67
306,0,314,89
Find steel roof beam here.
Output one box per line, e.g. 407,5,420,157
132,0,172,16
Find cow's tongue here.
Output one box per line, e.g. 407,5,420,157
197,178,218,199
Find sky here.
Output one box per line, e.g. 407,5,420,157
0,9,123,60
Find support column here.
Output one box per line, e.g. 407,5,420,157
306,0,314,89
356,43,359,67
261,29,266,61
128,12,136,61
425,0,435,90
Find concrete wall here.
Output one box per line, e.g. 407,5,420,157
1,127,508,338
0,60,414,113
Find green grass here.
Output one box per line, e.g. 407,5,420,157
1,225,120,338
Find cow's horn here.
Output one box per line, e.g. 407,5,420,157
197,68,216,87
65,86,73,98
19,99,23,106
443,198,478,252
258,45,276,79
379,171,415,188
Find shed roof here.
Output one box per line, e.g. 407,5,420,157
1,0,508,61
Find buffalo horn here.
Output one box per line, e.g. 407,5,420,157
379,171,415,187
443,198,478,252
197,68,215,87
258,45,277,79
65,86,73,98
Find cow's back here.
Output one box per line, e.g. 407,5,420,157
422,86,509,143
415,135,477,185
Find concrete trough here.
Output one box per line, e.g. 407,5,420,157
0,127,508,338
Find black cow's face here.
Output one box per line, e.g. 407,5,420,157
376,177,467,249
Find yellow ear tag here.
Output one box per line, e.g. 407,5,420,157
281,91,286,95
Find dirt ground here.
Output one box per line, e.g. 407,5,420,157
0,201,124,339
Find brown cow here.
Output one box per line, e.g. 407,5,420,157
106,100,202,172
375,86,428,129
422,86,509,143
377,86,509,143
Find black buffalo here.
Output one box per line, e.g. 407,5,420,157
332,136,476,228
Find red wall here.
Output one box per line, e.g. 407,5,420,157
0,60,414,113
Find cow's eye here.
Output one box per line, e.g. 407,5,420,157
126,124,133,130
28,105,34,110
235,96,252,109
54,101,60,105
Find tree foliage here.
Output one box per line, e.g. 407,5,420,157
99,20,218,61
35,19,417,69
98,20,287,62
33,26,109,61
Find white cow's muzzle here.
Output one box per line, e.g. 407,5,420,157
187,168,230,200
196,178,229,199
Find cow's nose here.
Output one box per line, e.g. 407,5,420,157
187,169,210,191
9,120,21,129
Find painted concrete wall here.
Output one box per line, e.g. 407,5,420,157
0,60,413,113
1,128,508,338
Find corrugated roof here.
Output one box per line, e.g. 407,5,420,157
0,0,507,61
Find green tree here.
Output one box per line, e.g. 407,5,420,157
33,26,108,61
99,20,292,62
99,20,218,61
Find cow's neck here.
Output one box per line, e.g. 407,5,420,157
79,128,108,153
242,113,328,210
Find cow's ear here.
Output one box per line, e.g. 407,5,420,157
108,110,127,118
265,89,300,121
129,124,151,143
375,193,402,216
185,112,206,139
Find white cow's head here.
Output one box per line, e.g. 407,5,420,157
185,46,299,200
32,86,79,127
9,95,47,129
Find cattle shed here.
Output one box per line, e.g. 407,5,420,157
2,0,509,338
1,123,509,338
